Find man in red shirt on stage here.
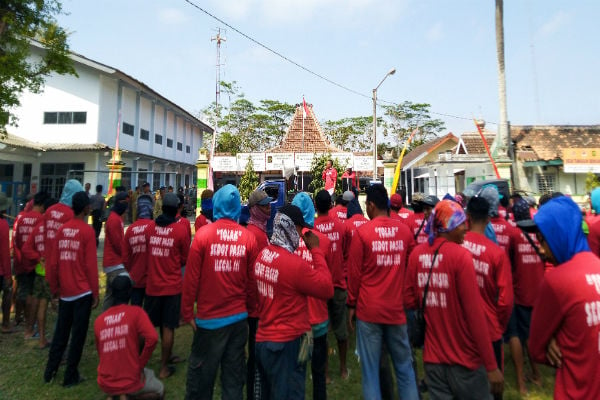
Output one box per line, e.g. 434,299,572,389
182,184,259,399
322,159,338,195
103,191,129,310
95,275,164,399
464,196,513,392
254,205,333,400
44,191,99,387
122,194,154,307
519,196,600,399
347,183,418,400
144,192,190,379
405,199,504,399
341,167,358,191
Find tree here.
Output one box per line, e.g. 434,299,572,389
308,153,346,197
381,101,445,152
0,0,76,137
586,171,600,194
322,116,374,152
238,159,259,202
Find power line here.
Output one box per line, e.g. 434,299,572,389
183,0,496,126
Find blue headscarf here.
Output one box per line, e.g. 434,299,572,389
60,179,84,207
291,192,315,228
212,184,241,222
535,196,590,265
591,187,600,214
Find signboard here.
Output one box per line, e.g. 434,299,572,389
237,153,266,172
563,148,600,173
265,152,295,171
331,152,353,168
212,156,237,172
295,153,316,172
353,156,373,172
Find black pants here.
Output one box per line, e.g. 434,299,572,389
185,319,247,400
44,294,92,385
247,317,264,400
311,333,327,400
91,209,102,243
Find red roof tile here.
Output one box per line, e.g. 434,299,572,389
511,125,600,161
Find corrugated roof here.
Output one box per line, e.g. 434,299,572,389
268,104,341,153
511,125,600,161
0,133,109,152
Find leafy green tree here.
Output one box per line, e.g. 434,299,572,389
308,153,346,197
238,159,259,202
586,171,600,193
382,101,445,152
322,116,375,152
0,0,76,136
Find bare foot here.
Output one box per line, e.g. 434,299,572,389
341,368,350,380
159,366,175,379
527,374,542,387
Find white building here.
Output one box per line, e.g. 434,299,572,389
0,41,212,212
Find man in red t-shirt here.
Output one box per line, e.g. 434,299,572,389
315,189,351,380
341,167,358,191
194,189,213,232
322,159,338,195
122,194,154,307
95,275,164,399
519,196,600,399
329,190,353,223
347,184,418,400
103,191,129,310
144,192,190,379
245,189,272,399
182,185,259,399
44,191,99,387
254,205,333,400
405,199,503,399
464,197,513,389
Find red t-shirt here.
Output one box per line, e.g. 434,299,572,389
529,252,600,399
194,214,211,232
182,219,259,322
122,219,153,288
322,167,337,192
463,232,514,340
255,245,333,342
0,219,10,278
512,231,545,307
176,216,192,246
346,214,369,235
329,205,348,223
246,223,269,252
347,216,415,324
44,203,74,260
12,210,43,274
294,229,333,326
22,220,45,264
398,208,414,220
404,238,497,372
46,218,99,299
94,304,158,395
489,216,519,259
145,220,190,296
103,211,124,268
314,215,350,290
409,212,428,245
586,215,600,258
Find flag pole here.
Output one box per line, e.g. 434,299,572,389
473,118,501,179
391,127,418,194
107,111,122,195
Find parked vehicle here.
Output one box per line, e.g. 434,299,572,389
463,178,510,200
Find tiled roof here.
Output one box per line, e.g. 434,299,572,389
458,130,496,155
0,133,110,151
401,133,458,168
511,125,600,161
268,104,341,153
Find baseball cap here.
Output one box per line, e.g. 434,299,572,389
390,193,403,208
248,190,273,208
278,204,310,228
342,191,355,202
422,195,440,207
162,192,179,208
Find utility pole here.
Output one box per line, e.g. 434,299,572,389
209,28,226,190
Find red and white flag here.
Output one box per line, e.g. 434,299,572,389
303,97,309,119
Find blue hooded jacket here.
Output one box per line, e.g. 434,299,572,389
60,179,84,207
291,192,315,228
212,184,241,222
591,187,600,214
535,196,590,265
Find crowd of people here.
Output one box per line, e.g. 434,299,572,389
1,176,600,400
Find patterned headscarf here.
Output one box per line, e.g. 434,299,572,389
425,199,467,245
512,197,531,222
270,212,300,253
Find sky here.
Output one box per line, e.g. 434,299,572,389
55,0,599,141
